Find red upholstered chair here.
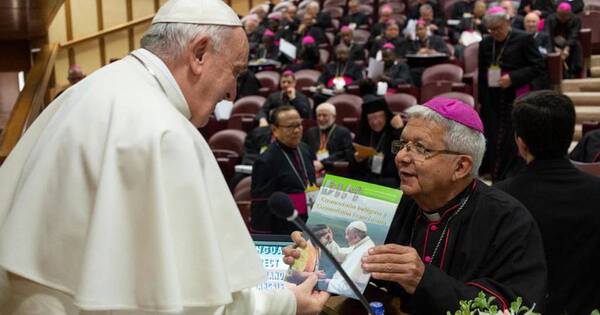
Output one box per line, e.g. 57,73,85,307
272,1,290,12
421,63,467,98
582,121,600,136
359,4,374,16
227,113,258,133
437,92,475,107
388,2,406,14
420,81,454,103
384,93,417,114
422,63,464,84
324,0,345,7
443,0,460,19
198,115,227,141
295,69,321,92
353,29,371,45
255,71,280,97
327,94,363,131
571,160,600,177
208,129,247,157
323,6,344,18
330,19,340,31
232,95,265,116
325,32,335,45
233,176,252,201
236,201,252,230
319,49,330,65
462,43,479,104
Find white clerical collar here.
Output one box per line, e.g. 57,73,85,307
423,211,441,222
130,48,191,119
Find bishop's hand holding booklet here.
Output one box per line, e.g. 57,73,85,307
284,174,402,299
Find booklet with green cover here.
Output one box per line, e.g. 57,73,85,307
285,174,402,299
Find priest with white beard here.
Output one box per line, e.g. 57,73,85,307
0,0,329,314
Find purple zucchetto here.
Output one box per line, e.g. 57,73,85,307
557,2,571,11
263,29,275,37
486,6,507,15
382,43,395,50
302,35,316,45
422,97,484,133
340,25,352,32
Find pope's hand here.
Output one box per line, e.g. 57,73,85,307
283,231,308,266
361,244,425,294
290,274,330,315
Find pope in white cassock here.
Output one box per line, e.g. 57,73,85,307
0,0,329,314
325,221,375,298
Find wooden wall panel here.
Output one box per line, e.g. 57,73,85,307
0,72,20,130
71,0,100,74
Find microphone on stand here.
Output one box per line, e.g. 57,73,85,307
268,192,375,315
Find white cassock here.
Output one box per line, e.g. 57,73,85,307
0,48,295,315
325,236,375,298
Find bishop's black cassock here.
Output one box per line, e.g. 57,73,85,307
383,180,547,314
478,29,546,180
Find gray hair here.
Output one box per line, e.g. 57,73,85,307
483,11,510,26
140,23,233,62
419,4,433,13
405,105,486,177
316,102,336,115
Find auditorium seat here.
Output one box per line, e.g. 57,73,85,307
236,201,252,230
323,6,344,18
571,160,600,176
227,113,258,133
388,2,406,14
353,29,371,45
255,71,280,97
420,81,454,103
582,121,600,136
232,95,265,115
580,11,600,53
437,92,475,107
208,129,247,157
295,69,321,94
546,52,563,89
272,1,290,12
580,28,592,77
443,0,460,19
359,4,374,16
462,43,479,104
319,49,330,65
324,0,345,8
234,176,252,201
325,32,335,45
421,63,467,101
384,93,417,114
198,115,227,141
327,94,363,131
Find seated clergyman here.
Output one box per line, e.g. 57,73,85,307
284,97,547,314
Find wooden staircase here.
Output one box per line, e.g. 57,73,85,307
561,55,600,144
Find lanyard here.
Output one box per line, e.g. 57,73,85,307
369,131,387,152
492,30,512,65
277,143,311,188
319,125,336,150
335,62,349,77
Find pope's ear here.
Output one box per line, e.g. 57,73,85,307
454,155,473,181
188,35,211,75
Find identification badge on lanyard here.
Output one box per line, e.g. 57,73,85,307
305,185,320,212
333,76,346,90
487,64,502,87
316,149,330,161
371,153,384,175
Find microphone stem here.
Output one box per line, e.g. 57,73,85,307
290,217,376,315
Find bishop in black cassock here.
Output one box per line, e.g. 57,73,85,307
361,97,547,315
478,7,545,181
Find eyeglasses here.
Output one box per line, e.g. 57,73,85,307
391,140,463,160
276,122,303,130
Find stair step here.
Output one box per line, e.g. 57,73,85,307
561,78,600,92
564,92,600,106
592,55,600,68
591,66,600,78
575,106,600,123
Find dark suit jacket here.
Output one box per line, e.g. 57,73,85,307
303,124,355,170
317,62,364,87
496,158,600,315
251,142,316,234
403,35,450,55
570,129,600,162
518,0,555,17
341,12,370,27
